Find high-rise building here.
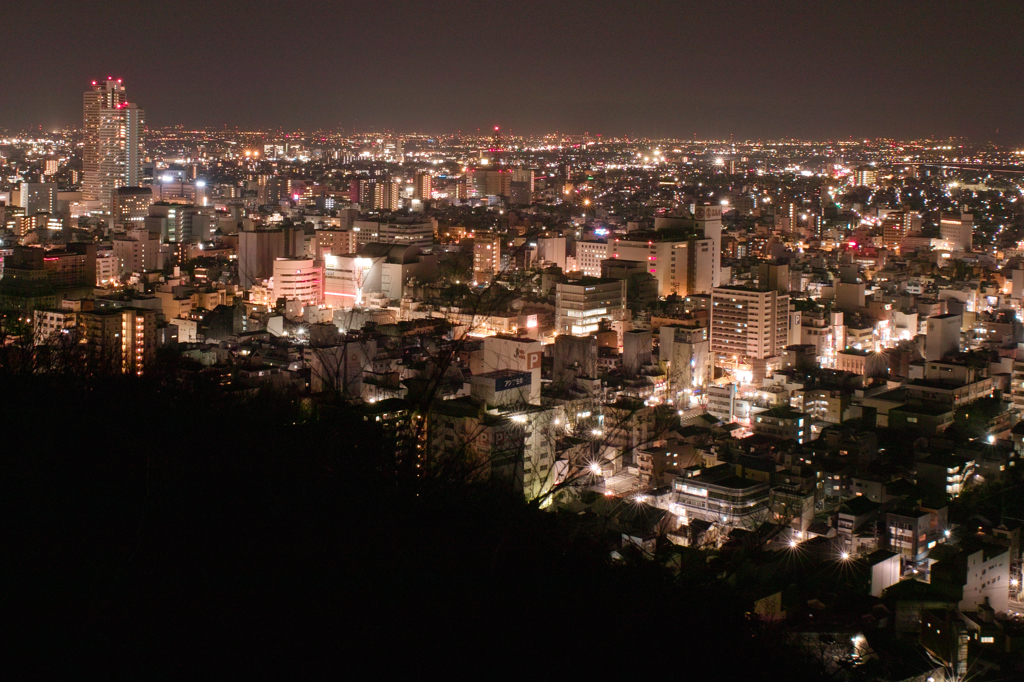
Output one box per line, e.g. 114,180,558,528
238,230,287,289
82,79,145,207
692,204,722,288
79,307,157,375
413,172,432,201
113,230,160,275
881,210,922,253
19,182,57,216
378,180,401,211
711,286,790,385
473,232,502,283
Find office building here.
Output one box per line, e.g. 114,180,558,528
111,186,154,225
881,211,921,253
576,237,713,297
939,212,974,251
352,219,433,250
113,231,160,274
853,166,877,187
19,182,57,216
83,79,144,206
555,279,627,336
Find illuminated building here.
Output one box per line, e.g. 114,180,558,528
82,79,144,206
710,286,790,385
44,158,59,176
351,218,433,250
96,250,118,286
939,212,974,251
659,325,709,406
324,244,434,305
555,279,626,336
576,237,712,296
316,229,358,258
853,166,877,187
111,186,154,225
79,307,157,374
42,245,96,289
19,182,57,215
924,313,962,361
413,171,432,201
271,257,324,307
378,180,401,211
121,308,157,375
752,407,810,444
113,231,159,274
880,211,920,253
473,232,501,283
463,169,533,199
672,464,771,528
33,308,77,346
692,204,723,288
482,335,543,405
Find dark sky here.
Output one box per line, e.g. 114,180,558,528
4,0,1023,142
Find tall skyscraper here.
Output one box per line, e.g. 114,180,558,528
83,79,145,207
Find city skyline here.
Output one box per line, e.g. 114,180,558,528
2,0,1022,143
6,4,1024,677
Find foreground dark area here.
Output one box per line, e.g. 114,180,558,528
3,369,827,678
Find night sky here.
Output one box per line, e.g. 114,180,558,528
4,0,1023,142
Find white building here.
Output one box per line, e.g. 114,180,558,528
555,279,627,336
960,545,1010,614
939,212,974,251
33,309,77,346
925,313,962,361
272,257,323,307
482,335,543,405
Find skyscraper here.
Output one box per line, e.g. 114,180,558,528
83,79,145,207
